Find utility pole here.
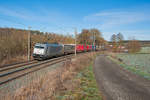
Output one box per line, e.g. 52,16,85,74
93,31,96,51
74,28,77,56
94,32,96,51
28,27,31,61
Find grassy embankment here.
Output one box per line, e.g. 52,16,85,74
4,52,102,100
55,52,102,100
108,53,150,80
56,64,102,100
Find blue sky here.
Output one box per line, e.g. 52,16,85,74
0,0,150,40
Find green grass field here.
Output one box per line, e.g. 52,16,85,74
116,53,150,79
139,47,150,53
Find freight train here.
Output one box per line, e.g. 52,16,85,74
32,43,97,60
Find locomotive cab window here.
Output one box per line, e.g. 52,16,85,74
35,46,44,49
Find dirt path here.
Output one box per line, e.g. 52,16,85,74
94,55,150,100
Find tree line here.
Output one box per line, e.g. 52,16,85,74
110,33,141,53
77,28,107,46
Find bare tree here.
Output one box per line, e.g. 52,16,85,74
111,34,117,52
90,28,102,46
117,32,124,52
77,28,104,46
78,29,91,44
128,39,141,53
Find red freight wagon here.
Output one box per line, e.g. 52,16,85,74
76,44,85,52
81,45,84,51
76,45,80,52
89,45,92,51
85,45,92,51
86,45,90,51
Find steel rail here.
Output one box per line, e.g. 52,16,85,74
0,54,74,73
0,60,35,68
0,55,72,77
0,55,73,85
0,52,93,86
0,60,37,72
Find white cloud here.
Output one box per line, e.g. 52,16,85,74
83,10,150,29
0,7,33,20
83,10,150,40
103,30,150,41
0,6,70,24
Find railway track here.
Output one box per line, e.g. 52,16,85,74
0,60,35,68
0,60,38,72
0,54,73,86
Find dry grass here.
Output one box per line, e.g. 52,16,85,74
0,55,28,66
3,52,97,100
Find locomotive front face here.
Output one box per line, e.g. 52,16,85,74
33,44,46,60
